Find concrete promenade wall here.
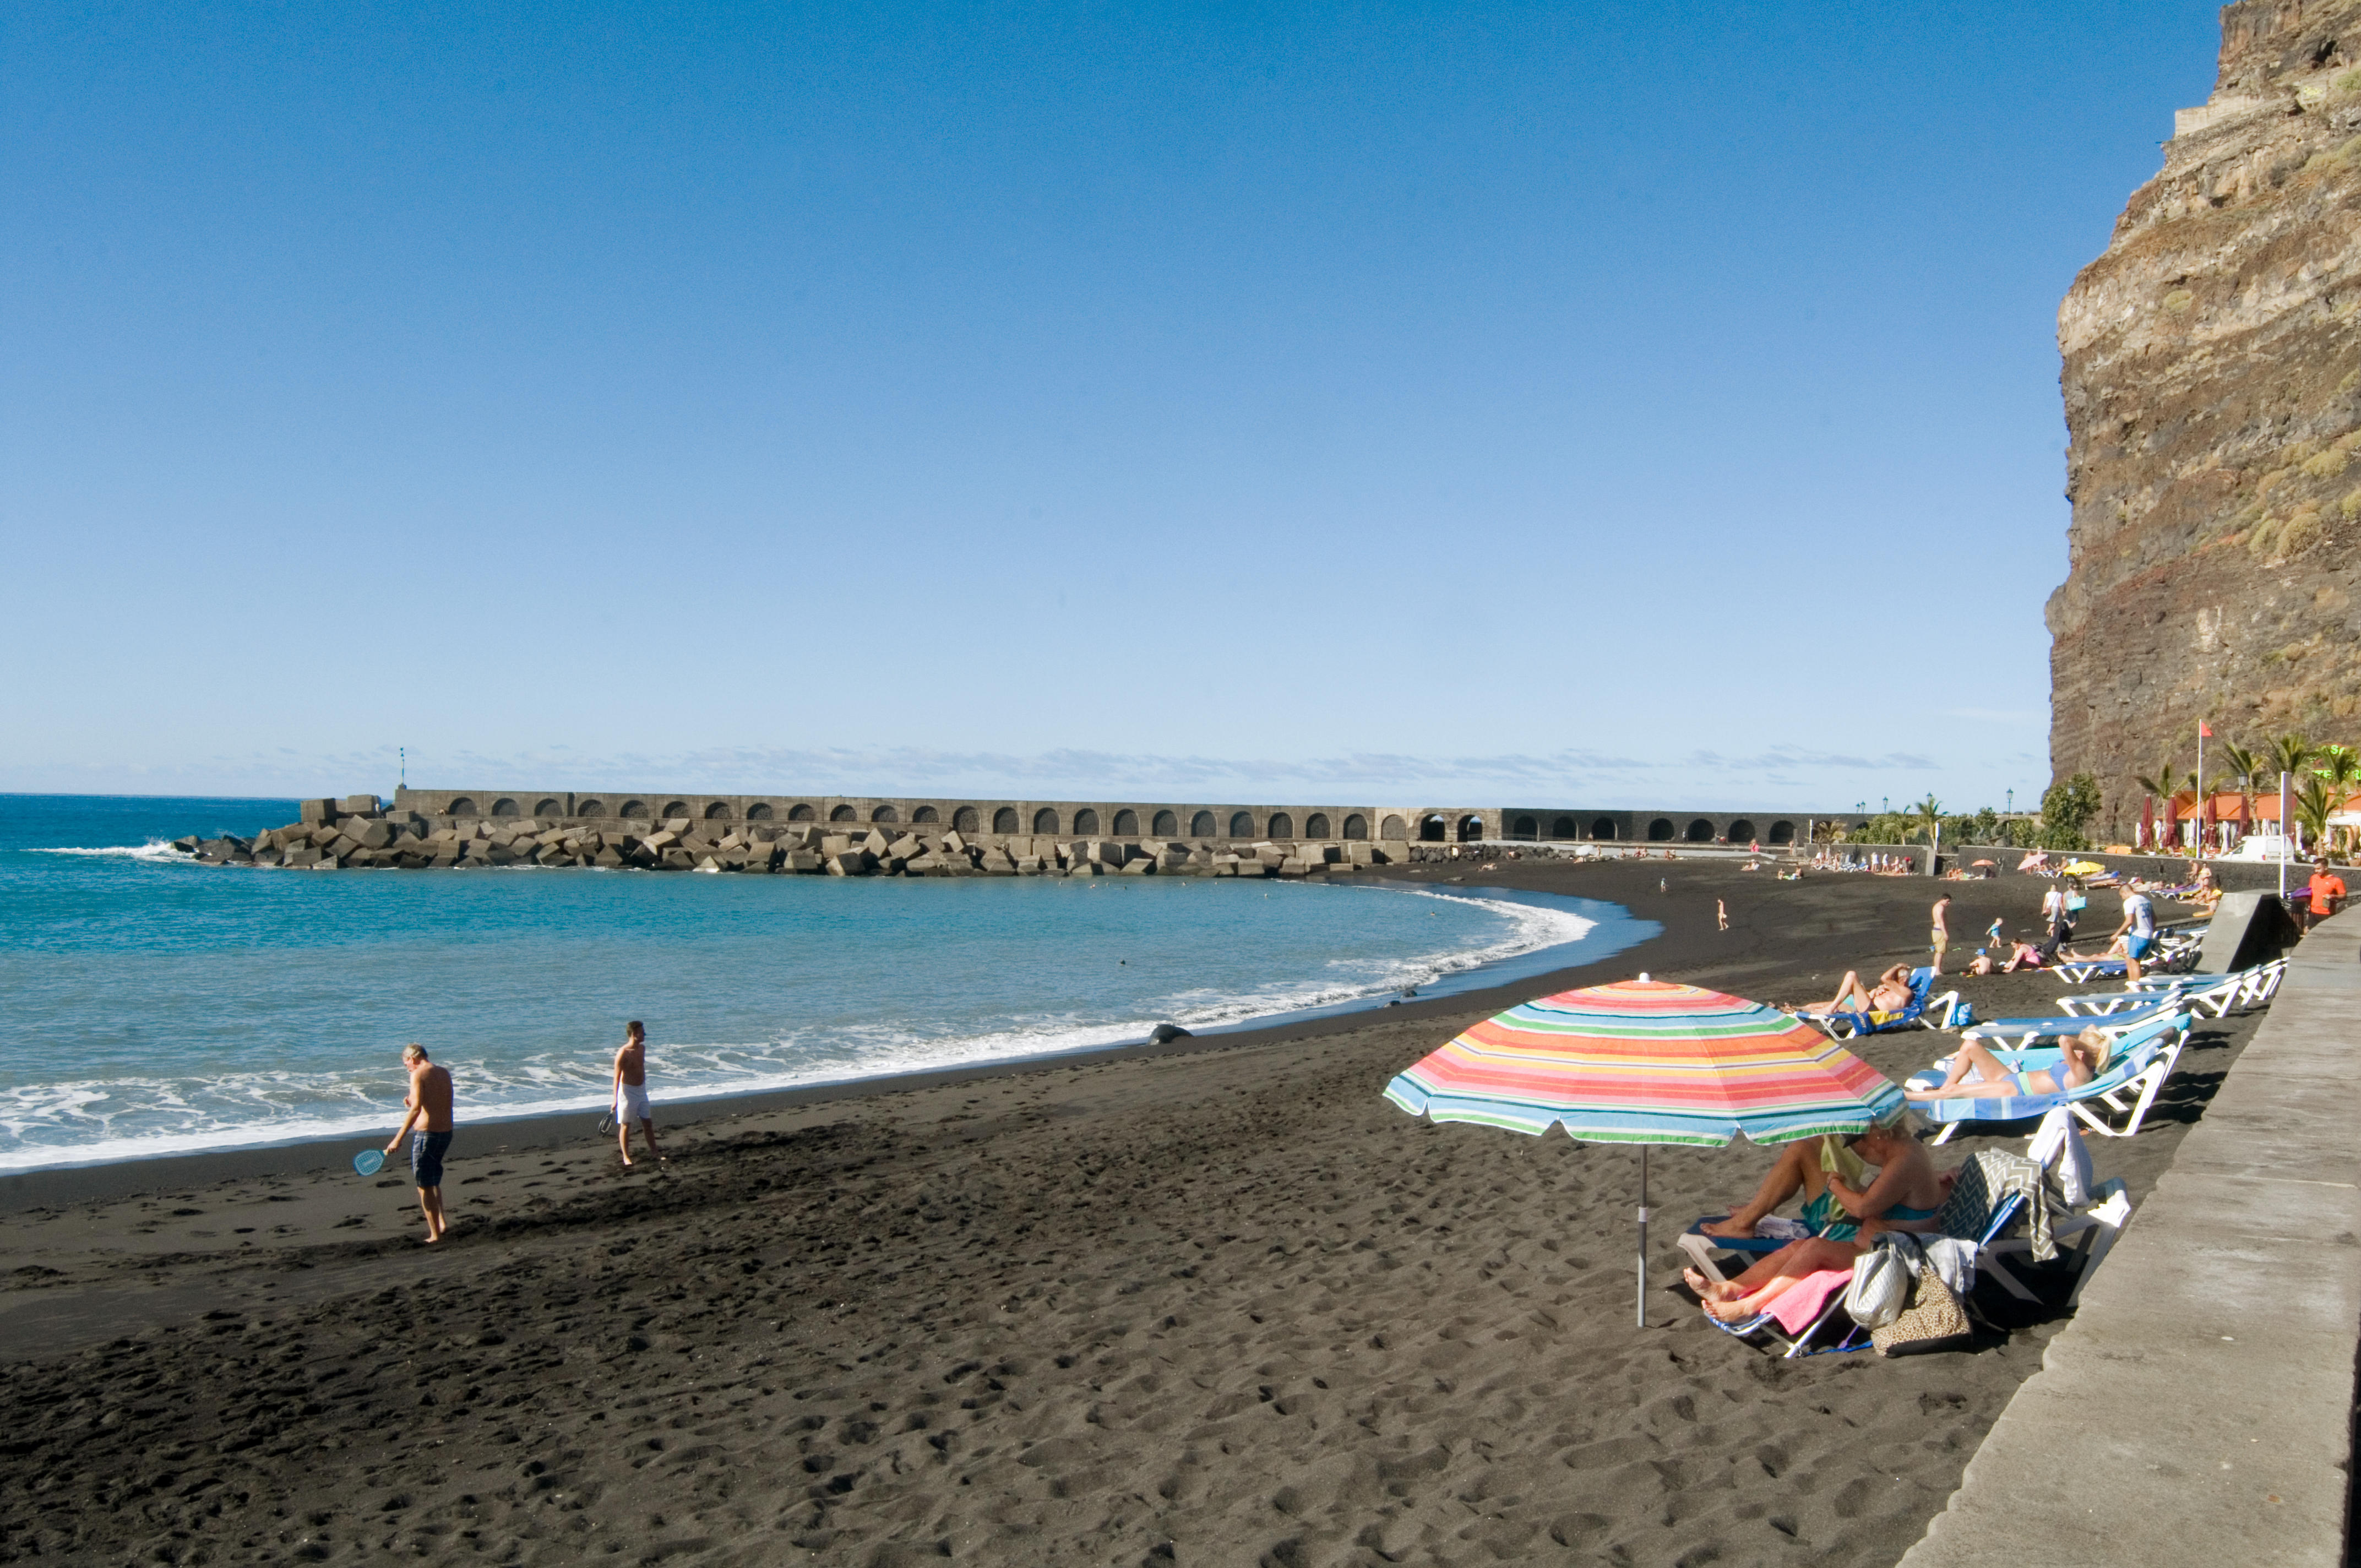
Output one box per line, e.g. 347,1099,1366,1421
1900,906,2361,1566
387,788,1873,847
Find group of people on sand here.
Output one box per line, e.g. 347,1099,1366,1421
1688,1028,2112,1323
376,1023,668,1244
1886,875,2179,983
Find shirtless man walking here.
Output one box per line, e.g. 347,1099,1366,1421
612,1020,663,1166
384,1044,454,1244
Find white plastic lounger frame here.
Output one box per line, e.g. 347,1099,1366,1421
1703,1289,1863,1359
2056,976,2217,1017
1962,1003,2183,1052
1982,1178,2132,1310
2115,957,2285,1012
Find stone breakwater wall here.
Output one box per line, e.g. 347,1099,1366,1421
385,790,1873,849
166,790,1875,876
169,794,1486,878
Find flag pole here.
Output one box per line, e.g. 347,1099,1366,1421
2280,770,2291,900
2195,722,2207,859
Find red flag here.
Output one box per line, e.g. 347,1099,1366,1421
2200,721,2213,737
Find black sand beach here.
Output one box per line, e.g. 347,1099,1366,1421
0,859,2257,1565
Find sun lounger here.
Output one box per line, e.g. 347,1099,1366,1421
1909,1012,2189,1145
2053,930,2202,984
2120,957,2285,1011
1919,1010,2186,1096
2086,964,2278,1019
1795,967,1960,1040
1984,1108,2135,1309
1675,1215,1809,1281
2054,984,2189,1017
1961,999,2184,1050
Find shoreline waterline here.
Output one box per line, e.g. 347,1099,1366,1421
0,864,1655,1185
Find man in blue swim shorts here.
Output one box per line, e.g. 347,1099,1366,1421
384,1043,455,1243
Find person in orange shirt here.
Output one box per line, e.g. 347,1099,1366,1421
2303,858,2346,934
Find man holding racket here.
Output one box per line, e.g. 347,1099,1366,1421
384,1043,454,1244
612,1021,663,1167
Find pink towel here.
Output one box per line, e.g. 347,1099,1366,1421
1767,1267,1856,1335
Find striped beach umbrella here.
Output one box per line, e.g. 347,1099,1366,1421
1384,974,1905,1325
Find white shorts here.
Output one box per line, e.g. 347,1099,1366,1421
615,1083,651,1124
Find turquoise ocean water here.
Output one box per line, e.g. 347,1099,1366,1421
0,794,1655,1172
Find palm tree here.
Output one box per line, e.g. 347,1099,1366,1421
2313,745,2361,855
1910,794,1943,847
2261,734,2314,844
2216,739,2260,846
2293,774,2338,854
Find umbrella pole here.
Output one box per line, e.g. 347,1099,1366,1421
1636,1147,1649,1329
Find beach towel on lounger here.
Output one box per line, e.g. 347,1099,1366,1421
1767,1268,1856,1335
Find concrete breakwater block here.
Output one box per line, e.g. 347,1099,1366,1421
163,808,1420,881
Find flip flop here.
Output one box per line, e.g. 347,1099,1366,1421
353,1148,387,1176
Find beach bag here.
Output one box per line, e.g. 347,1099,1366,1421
1843,1245,1912,1329
1872,1263,1973,1357
2065,892,2087,912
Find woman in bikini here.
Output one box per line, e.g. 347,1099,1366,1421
1903,1025,2109,1104
1685,1120,1948,1322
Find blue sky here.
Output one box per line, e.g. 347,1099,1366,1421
2,2,2223,812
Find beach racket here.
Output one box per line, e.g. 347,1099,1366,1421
352,1148,387,1176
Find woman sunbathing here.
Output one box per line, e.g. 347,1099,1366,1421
1964,941,2047,975
1816,965,1914,1015
1903,1026,2109,1103
1685,1121,1946,1322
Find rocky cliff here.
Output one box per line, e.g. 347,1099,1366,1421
2048,0,2361,837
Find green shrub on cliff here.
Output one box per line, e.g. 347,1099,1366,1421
2038,773,2102,851
2279,508,2325,555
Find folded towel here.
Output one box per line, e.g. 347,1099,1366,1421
1818,1134,1869,1189
1755,1216,1814,1241
1768,1267,1856,1335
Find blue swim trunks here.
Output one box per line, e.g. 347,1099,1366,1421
2125,934,2156,960
410,1130,453,1188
